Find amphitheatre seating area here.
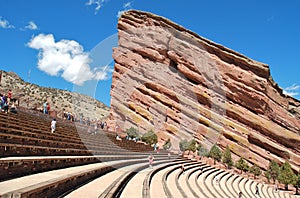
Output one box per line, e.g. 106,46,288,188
0,110,299,197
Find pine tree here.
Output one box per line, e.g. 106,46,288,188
222,145,233,169
126,127,139,138
179,139,189,152
267,160,280,184
264,171,271,182
141,130,157,145
207,144,222,165
179,139,197,152
235,157,249,174
187,139,197,152
277,161,297,190
249,164,261,179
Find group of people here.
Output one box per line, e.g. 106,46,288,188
0,94,9,113
125,135,140,142
62,111,76,122
88,121,107,135
0,90,17,114
1,90,106,136
63,112,108,132
43,101,51,114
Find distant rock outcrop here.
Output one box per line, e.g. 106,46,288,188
108,10,300,171
0,70,109,120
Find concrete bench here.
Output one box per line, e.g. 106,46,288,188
195,166,215,197
149,160,190,197
177,163,205,198
121,157,180,197
164,161,199,197
0,157,160,197
208,169,225,198
185,164,210,198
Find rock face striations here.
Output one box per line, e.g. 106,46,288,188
109,10,300,171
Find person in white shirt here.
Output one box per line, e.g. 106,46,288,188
51,118,56,133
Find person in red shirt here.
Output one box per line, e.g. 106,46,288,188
7,89,12,102
46,103,50,113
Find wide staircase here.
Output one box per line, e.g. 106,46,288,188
0,110,299,198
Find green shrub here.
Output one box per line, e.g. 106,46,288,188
198,146,208,157
141,130,157,145
179,139,198,152
179,139,189,151
126,127,139,138
187,139,197,152
249,164,261,179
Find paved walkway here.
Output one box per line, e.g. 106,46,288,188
0,154,150,161
0,159,134,195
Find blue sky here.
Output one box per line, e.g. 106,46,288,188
0,0,299,106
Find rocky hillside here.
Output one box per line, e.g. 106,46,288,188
108,10,300,171
0,70,109,120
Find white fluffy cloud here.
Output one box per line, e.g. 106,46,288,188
86,0,107,14
25,21,38,30
117,1,132,18
28,34,111,85
0,16,14,29
283,84,300,97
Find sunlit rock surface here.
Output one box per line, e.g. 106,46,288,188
109,10,300,171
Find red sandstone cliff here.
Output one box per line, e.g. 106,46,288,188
109,10,300,171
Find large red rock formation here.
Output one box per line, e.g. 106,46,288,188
109,10,300,171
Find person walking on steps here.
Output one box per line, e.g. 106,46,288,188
215,176,220,185
148,154,154,169
43,101,48,114
238,191,243,198
255,183,260,195
274,183,278,193
181,164,185,175
51,118,56,133
3,101,9,114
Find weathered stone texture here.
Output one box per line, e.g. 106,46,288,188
109,10,300,171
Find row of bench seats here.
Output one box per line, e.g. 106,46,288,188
0,112,157,181
146,159,298,198
0,110,299,197
0,110,153,157
1,109,169,198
